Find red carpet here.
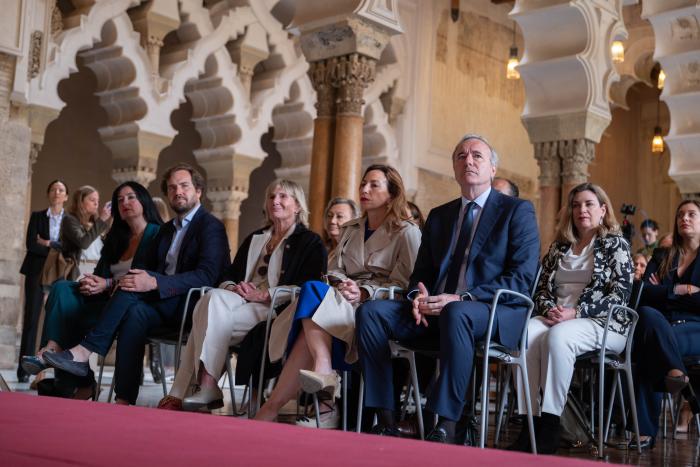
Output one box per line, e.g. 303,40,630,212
0,392,611,466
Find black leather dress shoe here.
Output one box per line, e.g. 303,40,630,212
426,426,454,444
369,424,401,437
16,371,29,383
628,436,655,450
21,355,48,375
43,350,89,377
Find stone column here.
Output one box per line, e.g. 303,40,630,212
208,188,248,254
559,138,596,204
534,141,562,254
0,53,32,368
307,60,337,233
330,54,376,202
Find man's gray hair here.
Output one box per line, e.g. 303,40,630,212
453,134,499,167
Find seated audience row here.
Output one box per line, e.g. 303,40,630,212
21,135,697,456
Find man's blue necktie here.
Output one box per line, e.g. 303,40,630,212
444,202,475,294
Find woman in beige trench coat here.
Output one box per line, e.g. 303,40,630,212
255,165,421,426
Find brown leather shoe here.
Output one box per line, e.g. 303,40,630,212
157,395,183,411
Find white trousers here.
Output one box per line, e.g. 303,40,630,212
169,289,269,399
516,316,626,416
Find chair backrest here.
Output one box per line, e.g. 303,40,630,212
629,279,644,310
530,264,542,297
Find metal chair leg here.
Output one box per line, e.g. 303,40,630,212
313,394,321,428
519,362,537,455
356,376,364,433
624,365,642,454
225,356,237,415
96,356,105,402
342,370,348,431
157,343,167,397
604,370,618,443
408,352,424,440
494,365,512,446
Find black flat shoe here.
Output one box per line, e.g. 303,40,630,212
369,424,401,437
629,436,655,450
665,374,689,396
426,426,454,444
43,350,89,377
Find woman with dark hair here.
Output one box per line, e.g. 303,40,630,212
510,183,632,454
630,200,700,449
157,179,326,412
255,164,421,427
17,180,69,383
20,182,162,399
61,185,112,279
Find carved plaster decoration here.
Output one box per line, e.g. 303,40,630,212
643,0,700,194
51,3,64,39
533,141,561,188
226,22,270,96
559,138,596,186
512,0,627,143
0,53,14,123
330,53,377,115
671,16,700,41
27,143,42,177
28,32,43,80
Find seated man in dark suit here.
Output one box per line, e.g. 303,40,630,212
45,164,230,405
356,134,540,443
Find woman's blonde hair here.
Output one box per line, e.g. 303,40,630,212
68,185,98,227
262,179,309,228
361,164,411,231
555,183,620,244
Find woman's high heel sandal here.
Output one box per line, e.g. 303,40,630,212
299,370,341,400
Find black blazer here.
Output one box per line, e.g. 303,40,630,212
223,223,327,287
409,190,540,349
641,247,700,322
147,206,230,309
20,210,51,275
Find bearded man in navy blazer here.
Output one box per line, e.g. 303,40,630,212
357,134,540,443
45,164,229,405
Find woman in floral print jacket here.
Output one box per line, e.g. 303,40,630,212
510,183,632,454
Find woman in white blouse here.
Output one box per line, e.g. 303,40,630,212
510,183,633,454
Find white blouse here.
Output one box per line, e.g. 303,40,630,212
555,237,596,309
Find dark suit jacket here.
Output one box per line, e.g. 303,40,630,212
146,206,230,313
223,223,327,286
409,189,540,349
641,247,700,322
20,210,51,275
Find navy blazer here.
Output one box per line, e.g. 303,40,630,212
20,210,51,275
147,206,230,309
409,189,540,348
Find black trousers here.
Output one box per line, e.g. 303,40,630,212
356,299,498,421
18,272,44,369
632,306,700,437
81,290,180,404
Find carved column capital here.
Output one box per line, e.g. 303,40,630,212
534,141,562,188
329,53,377,115
308,60,336,118
208,188,249,221
559,138,596,186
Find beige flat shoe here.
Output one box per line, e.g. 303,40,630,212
299,370,340,400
